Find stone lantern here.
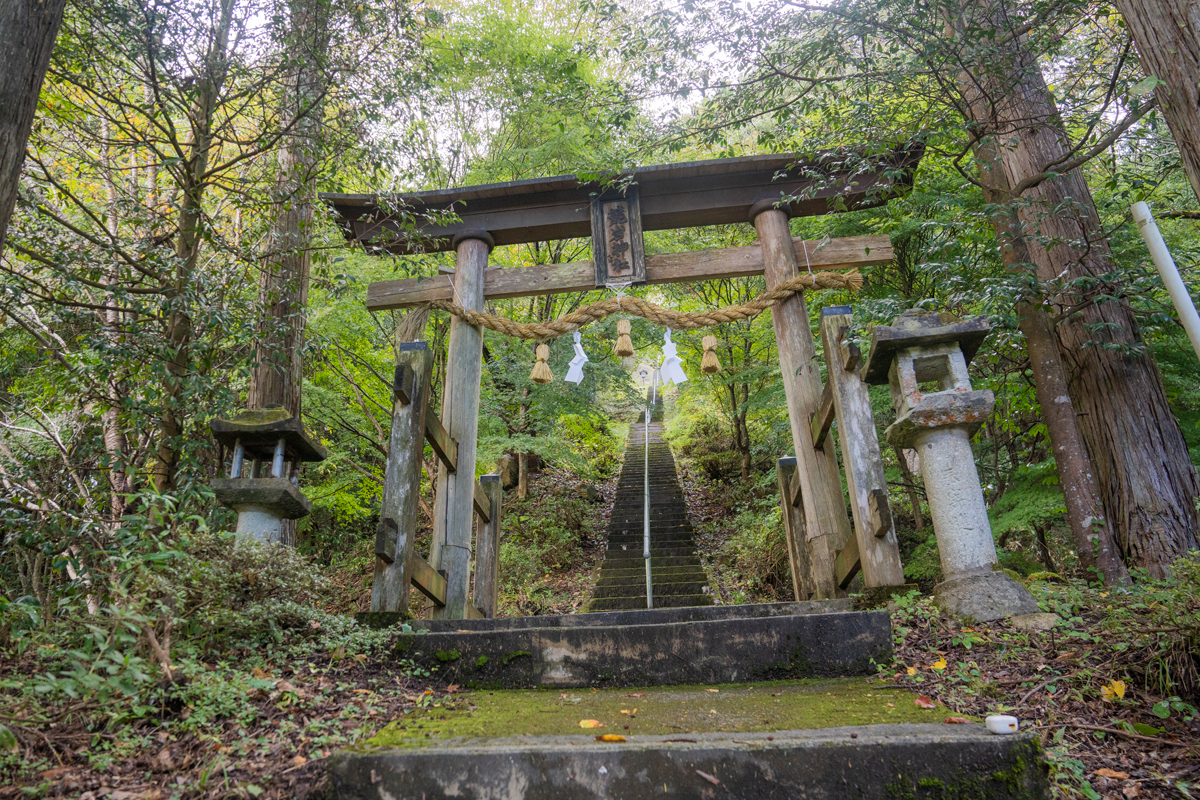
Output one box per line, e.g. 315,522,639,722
863,310,1037,621
209,407,327,544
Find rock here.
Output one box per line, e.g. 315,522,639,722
934,569,1040,622
1010,612,1060,632
496,455,518,491
580,483,600,503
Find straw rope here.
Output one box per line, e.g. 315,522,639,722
424,269,862,340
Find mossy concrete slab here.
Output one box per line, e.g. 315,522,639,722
394,610,889,688
330,708,1047,799
368,678,952,744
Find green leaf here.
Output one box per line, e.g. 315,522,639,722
1080,781,1102,800
1131,722,1164,736
1152,700,1171,718
244,785,264,797
0,724,18,753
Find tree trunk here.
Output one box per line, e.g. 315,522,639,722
978,171,1130,584
246,0,328,547
892,445,925,532
955,1,1200,577
153,0,237,493
1034,522,1056,573
518,451,529,500
248,0,328,417
0,0,67,258
1114,0,1200,204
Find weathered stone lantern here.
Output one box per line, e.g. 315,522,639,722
209,407,327,544
863,310,1037,621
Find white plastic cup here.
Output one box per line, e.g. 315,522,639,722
986,715,1019,735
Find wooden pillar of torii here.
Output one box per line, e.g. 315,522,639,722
325,149,921,617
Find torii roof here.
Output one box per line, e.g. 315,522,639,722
320,145,923,255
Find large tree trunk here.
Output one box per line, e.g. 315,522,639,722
1114,0,1200,205
0,0,68,258
978,159,1130,584
247,0,328,546
248,0,328,417
954,2,1200,577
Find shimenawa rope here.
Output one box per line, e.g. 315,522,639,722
423,269,862,340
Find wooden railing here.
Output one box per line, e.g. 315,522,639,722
371,341,503,619
776,306,906,599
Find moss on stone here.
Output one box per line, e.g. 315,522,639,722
365,677,957,749
474,656,489,669
435,650,461,663
501,650,530,666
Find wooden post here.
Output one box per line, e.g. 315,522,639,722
473,474,503,617
753,206,851,598
819,307,906,588
430,231,491,619
371,342,433,613
776,457,815,600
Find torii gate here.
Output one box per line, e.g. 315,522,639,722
322,148,920,620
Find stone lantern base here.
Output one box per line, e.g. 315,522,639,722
934,567,1039,622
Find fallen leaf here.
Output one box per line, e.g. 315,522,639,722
579,720,604,729
596,734,626,742
251,667,270,679
289,755,307,768
1123,784,1140,798
915,696,936,709
944,717,971,724
906,666,917,676
696,770,720,785
706,688,720,693
446,684,460,694
1095,768,1131,780
1100,679,1126,702
932,657,947,671
625,692,644,698
620,709,637,716
278,680,299,694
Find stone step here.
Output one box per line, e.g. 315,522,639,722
583,593,714,611
409,600,854,633
590,580,707,598
602,547,698,559
598,555,702,569
596,568,708,583
329,719,1048,800
392,608,890,688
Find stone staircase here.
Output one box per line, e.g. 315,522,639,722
333,407,1050,799
584,416,713,612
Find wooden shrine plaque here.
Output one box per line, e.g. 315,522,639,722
591,186,646,287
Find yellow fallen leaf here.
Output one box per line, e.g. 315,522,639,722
596,734,626,742
1094,768,1130,780
906,666,917,676
706,688,720,693
1100,679,1126,702
579,719,604,729
932,658,947,671
620,709,637,716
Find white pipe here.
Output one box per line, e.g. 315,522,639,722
1133,201,1200,361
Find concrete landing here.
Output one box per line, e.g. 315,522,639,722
330,679,1049,798
392,607,889,689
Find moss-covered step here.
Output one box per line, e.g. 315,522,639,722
392,609,889,688
411,600,852,633
328,679,1048,799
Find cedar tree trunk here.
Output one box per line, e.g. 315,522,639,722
1114,0,1200,204
955,1,1200,576
0,0,67,257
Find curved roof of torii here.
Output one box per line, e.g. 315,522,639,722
320,145,923,256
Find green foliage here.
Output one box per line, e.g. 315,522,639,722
720,505,792,600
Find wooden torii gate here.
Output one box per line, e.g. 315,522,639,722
323,148,920,620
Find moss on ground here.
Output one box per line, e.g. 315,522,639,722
367,677,957,748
